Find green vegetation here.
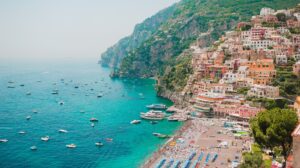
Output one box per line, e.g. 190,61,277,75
247,97,289,110
158,52,193,92
289,27,300,34
250,108,298,160
272,58,300,99
237,87,250,95
239,152,263,168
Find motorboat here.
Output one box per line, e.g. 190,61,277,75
95,142,104,147
66,144,76,148
90,118,98,122
140,110,165,120
26,116,31,120
130,120,141,124
97,94,103,98
74,86,79,89
146,104,167,110
150,121,158,125
20,84,25,87
106,138,113,142
30,146,37,151
18,131,26,134
41,136,50,141
32,109,38,113
0,139,8,143
58,129,68,133
26,92,31,95
152,133,170,139
91,123,95,127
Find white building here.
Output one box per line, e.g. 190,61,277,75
260,8,275,16
276,54,288,65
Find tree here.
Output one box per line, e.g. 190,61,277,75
250,108,298,161
276,13,287,22
239,152,263,168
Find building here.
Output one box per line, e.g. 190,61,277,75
294,96,300,119
204,65,228,79
275,54,288,65
194,92,225,117
292,124,300,168
293,61,300,77
247,84,280,99
247,59,276,85
260,8,275,16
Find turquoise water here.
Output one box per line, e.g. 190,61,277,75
0,60,181,168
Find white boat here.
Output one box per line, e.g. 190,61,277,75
130,120,141,124
80,110,85,113
90,118,99,122
30,146,37,150
95,142,104,147
146,104,167,110
66,144,76,148
58,129,68,133
19,131,26,134
140,110,165,120
26,116,31,120
26,92,31,95
41,136,50,141
91,123,95,127
32,109,38,113
0,139,8,143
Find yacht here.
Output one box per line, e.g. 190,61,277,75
30,146,37,151
95,142,104,147
66,144,76,148
146,104,167,110
58,129,68,133
0,139,8,143
26,116,31,120
90,118,99,122
41,136,50,141
140,110,165,120
130,120,141,124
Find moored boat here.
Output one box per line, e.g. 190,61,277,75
95,142,104,147
26,116,31,120
146,104,167,110
140,110,165,120
30,146,37,151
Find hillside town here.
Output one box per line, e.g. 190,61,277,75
183,6,300,168
145,5,300,168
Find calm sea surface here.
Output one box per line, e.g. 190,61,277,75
0,60,181,168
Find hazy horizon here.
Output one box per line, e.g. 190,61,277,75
0,0,179,64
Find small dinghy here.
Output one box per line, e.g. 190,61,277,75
66,144,76,148
41,136,50,141
58,129,68,133
18,131,26,134
90,118,98,122
30,146,37,151
130,120,141,124
26,116,31,120
95,142,104,147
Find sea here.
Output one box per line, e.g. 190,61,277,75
0,59,181,168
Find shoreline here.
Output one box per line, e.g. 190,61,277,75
140,120,192,168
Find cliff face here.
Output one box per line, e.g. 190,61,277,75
100,5,177,68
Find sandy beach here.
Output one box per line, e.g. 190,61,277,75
142,118,251,168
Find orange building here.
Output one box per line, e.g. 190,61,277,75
247,59,276,85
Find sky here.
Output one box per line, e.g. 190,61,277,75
0,0,179,64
